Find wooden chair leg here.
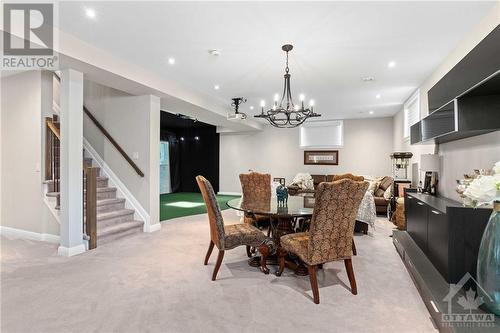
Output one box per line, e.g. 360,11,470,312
212,250,225,281
344,258,358,295
276,248,286,276
259,245,270,274
352,239,357,256
308,265,320,304
204,241,215,265
246,245,252,258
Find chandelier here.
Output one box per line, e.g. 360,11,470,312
254,44,320,128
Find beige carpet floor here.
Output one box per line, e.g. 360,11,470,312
1,210,436,333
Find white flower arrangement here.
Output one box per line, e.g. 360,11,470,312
462,160,500,208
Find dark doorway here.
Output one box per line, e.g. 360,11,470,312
160,111,220,193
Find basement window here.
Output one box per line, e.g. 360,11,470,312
404,90,420,139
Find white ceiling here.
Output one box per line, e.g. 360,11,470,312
58,1,495,122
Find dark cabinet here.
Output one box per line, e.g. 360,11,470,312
407,196,428,254
428,25,500,113
405,193,491,283
427,208,449,281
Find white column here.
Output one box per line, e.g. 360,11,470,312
58,69,85,256
145,95,161,232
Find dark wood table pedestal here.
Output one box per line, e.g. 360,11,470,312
248,216,310,276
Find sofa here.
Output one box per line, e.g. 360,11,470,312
287,174,333,196
372,176,393,215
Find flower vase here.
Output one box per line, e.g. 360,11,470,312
477,201,500,316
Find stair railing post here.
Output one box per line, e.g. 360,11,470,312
85,167,98,249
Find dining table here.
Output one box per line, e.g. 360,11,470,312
227,195,315,275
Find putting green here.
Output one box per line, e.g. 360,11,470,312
160,192,240,221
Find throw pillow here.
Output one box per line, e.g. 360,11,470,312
367,181,380,194
383,185,392,200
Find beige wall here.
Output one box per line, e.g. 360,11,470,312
220,117,393,193
392,4,500,200
1,71,59,235
83,80,160,226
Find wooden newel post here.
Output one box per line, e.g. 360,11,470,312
85,167,98,249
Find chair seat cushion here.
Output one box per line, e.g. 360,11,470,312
281,232,310,264
224,224,269,250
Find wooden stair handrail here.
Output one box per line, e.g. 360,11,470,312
46,117,60,139
83,106,145,177
52,72,144,177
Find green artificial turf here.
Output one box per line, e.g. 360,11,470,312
160,192,240,221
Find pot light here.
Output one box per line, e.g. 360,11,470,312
194,136,200,141
369,110,374,115
167,57,175,65
214,84,220,90
249,106,254,110
180,137,185,141
388,61,396,68
85,8,96,19
208,49,221,56
375,94,381,99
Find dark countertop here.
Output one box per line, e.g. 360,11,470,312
407,192,462,213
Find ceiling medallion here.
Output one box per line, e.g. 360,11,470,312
254,44,320,128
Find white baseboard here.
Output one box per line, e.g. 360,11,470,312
57,244,86,257
83,138,150,228
218,191,242,196
144,223,161,233
0,226,60,243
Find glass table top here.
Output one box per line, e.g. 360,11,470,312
227,196,314,217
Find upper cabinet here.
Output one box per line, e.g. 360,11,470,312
428,26,500,113
411,25,500,145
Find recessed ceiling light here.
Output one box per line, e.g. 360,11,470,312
214,85,220,90
362,76,375,82
369,110,374,115
249,106,254,110
388,61,396,68
375,94,381,99
85,8,96,19
180,137,185,141
194,136,200,141
208,49,221,56
167,57,175,65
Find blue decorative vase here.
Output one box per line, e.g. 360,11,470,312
276,185,288,207
477,200,500,316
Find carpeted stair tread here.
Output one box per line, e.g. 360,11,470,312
97,220,143,240
97,208,134,221
96,198,126,206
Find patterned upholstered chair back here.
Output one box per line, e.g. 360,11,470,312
332,173,365,182
196,176,225,249
307,179,368,265
239,172,272,203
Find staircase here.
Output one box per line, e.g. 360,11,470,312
44,114,144,246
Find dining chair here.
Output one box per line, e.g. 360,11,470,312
239,172,272,238
332,173,365,182
277,179,368,304
330,173,365,256
196,175,273,279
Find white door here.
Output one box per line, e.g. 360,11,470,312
160,141,171,194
